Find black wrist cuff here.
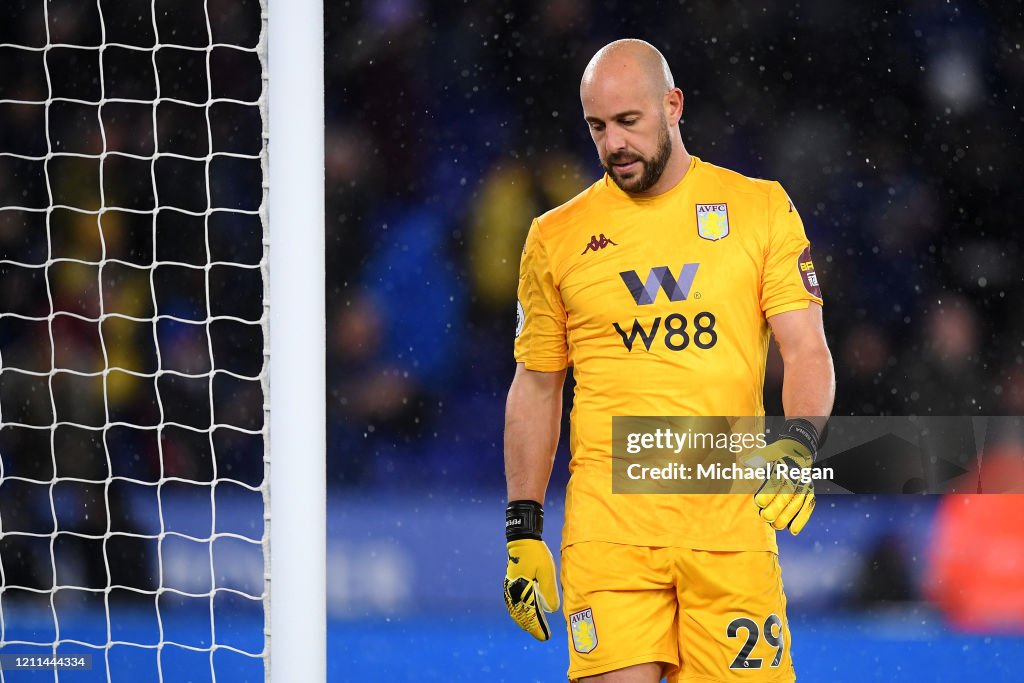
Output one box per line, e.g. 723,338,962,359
506,500,544,541
778,419,820,461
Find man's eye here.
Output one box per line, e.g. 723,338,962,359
621,119,637,126
589,123,604,132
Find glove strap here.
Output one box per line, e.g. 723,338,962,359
506,500,544,541
777,419,820,462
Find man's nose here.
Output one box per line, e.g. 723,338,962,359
604,125,627,153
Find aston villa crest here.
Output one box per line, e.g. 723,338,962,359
696,203,729,241
569,608,598,654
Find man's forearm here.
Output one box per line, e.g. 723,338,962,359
781,344,835,434
504,368,565,503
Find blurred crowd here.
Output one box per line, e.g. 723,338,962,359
327,0,1024,488
323,1,1024,627
0,0,265,595
4,0,1021,492
1,0,1023,621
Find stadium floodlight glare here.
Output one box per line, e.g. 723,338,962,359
0,0,326,680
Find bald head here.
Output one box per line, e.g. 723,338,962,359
579,39,689,196
581,39,674,102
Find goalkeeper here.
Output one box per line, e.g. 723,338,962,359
502,38,834,683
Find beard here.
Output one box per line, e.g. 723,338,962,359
603,120,673,194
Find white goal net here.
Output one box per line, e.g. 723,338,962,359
0,0,269,680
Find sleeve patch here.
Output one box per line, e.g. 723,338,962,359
515,299,525,338
798,247,821,298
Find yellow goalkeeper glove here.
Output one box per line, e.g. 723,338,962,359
741,419,820,535
503,500,559,641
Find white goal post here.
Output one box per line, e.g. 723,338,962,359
0,0,325,680
267,0,326,681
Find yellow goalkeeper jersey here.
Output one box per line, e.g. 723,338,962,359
514,155,823,552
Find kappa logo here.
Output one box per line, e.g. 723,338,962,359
696,203,730,241
619,265,700,306
581,233,618,255
569,608,598,654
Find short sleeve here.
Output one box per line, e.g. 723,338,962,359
514,219,568,371
760,183,824,318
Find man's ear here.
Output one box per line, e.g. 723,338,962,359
665,87,684,126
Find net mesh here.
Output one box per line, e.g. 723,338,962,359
0,0,267,679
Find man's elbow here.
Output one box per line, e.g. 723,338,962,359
779,336,833,370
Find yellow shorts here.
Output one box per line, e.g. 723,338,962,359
561,542,795,682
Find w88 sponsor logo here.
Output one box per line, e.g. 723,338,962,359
614,264,718,351
613,312,718,352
